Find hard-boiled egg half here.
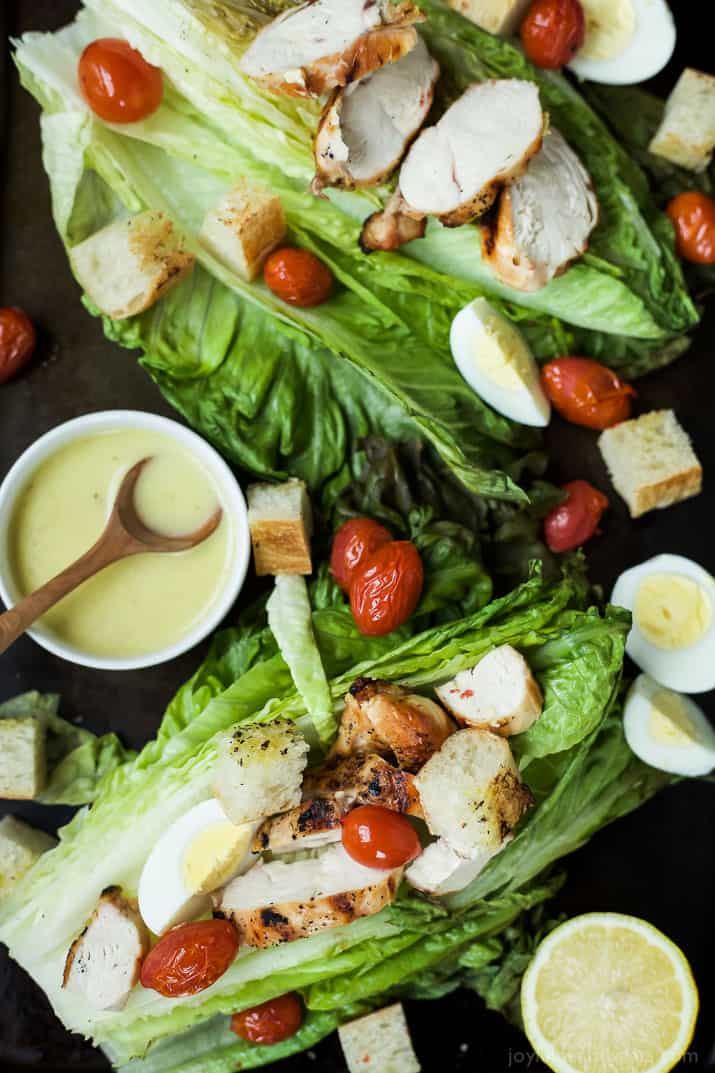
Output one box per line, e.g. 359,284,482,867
611,554,715,694
138,799,256,935
450,298,550,427
568,0,675,85
624,674,715,776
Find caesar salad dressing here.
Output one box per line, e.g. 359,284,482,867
8,429,231,658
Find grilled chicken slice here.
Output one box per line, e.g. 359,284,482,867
414,728,533,859
62,887,149,1011
331,678,454,772
302,753,423,816
217,844,401,946
435,645,543,736
313,37,439,191
253,796,344,854
406,837,499,896
480,129,599,292
360,192,427,251
240,0,424,99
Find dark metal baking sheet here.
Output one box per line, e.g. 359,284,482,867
1,3,713,1070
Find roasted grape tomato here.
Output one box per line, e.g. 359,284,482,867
0,307,37,385
330,517,393,593
544,480,609,553
263,248,334,307
666,192,715,264
541,357,635,430
140,919,238,997
79,39,163,124
342,805,421,869
230,993,303,1045
350,540,423,637
520,0,585,69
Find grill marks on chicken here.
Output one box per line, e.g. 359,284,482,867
313,37,439,191
480,128,599,292
239,0,424,98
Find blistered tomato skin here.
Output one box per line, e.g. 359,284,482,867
263,248,334,307
230,993,304,1045
330,518,393,593
342,805,421,869
541,357,636,430
0,308,37,385
79,39,163,124
544,480,609,553
520,0,586,69
350,540,424,637
666,192,715,265
140,919,239,998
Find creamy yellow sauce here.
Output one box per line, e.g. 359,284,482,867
9,429,233,658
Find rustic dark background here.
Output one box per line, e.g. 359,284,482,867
1,2,714,1071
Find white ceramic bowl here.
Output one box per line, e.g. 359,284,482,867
0,411,251,671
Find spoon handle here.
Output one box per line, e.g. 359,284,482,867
0,533,131,656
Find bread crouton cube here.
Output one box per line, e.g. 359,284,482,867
339,1003,420,1073
0,815,56,893
447,0,532,35
247,478,313,576
649,68,715,172
598,410,702,519
70,211,194,320
211,719,309,826
199,181,286,282
0,717,46,800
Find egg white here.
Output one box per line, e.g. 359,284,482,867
568,0,675,85
624,673,715,776
450,298,551,427
611,554,715,693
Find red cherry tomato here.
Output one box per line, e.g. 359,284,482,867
543,480,609,553
541,357,636,430
78,39,163,124
350,541,424,637
263,248,334,307
666,192,715,264
342,805,421,869
230,993,303,1045
140,919,239,998
520,0,585,69
330,518,393,593
0,307,37,384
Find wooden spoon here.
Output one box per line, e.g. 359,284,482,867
0,458,223,655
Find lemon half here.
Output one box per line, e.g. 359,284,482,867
521,913,698,1073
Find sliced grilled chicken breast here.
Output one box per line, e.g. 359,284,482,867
313,37,439,191
217,844,401,946
435,645,543,736
406,837,500,895
253,797,344,854
480,128,599,292
303,753,423,817
240,0,423,99
414,728,533,858
399,79,545,226
332,678,454,772
62,887,149,1011
360,192,427,251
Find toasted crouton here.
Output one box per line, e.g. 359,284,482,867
199,181,286,281
211,720,309,826
0,717,46,800
649,68,715,172
247,479,313,576
339,1003,421,1073
435,645,543,736
70,211,194,320
0,815,56,893
448,0,532,35
414,728,532,858
598,410,702,519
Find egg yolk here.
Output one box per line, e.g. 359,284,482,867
473,318,531,392
648,689,699,747
183,822,251,894
578,0,635,60
634,573,712,651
